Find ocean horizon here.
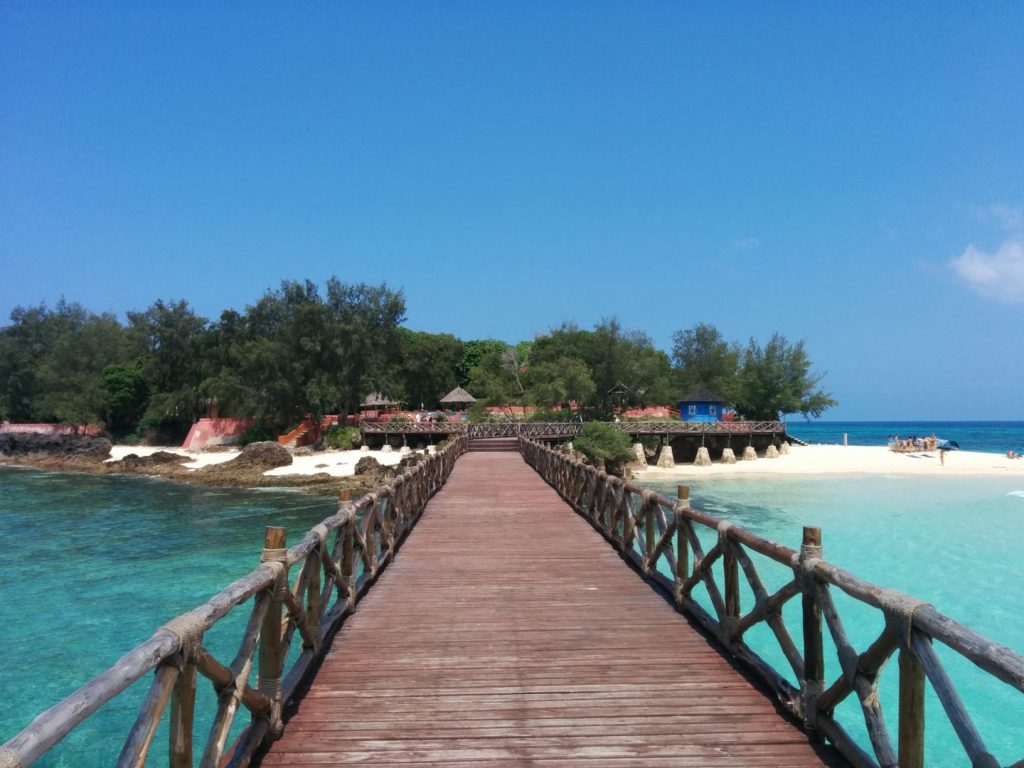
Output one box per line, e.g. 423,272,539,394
784,419,1024,455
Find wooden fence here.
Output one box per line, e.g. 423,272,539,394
358,420,786,439
520,437,1024,768
0,436,467,768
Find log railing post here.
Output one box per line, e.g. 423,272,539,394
723,527,740,641
259,526,287,741
800,526,824,740
644,499,655,574
898,642,926,768
674,485,690,606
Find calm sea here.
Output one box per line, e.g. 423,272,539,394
785,420,1024,455
4,422,1024,766
642,471,1024,766
0,466,337,767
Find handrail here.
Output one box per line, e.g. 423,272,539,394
519,436,1023,768
0,436,468,767
359,420,786,437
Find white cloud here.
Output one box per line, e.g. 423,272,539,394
951,239,1024,303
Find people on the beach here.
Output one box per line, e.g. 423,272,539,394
890,435,938,453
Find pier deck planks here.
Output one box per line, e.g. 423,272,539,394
258,451,844,767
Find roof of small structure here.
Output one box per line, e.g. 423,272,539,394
679,388,728,404
360,392,401,408
439,386,477,405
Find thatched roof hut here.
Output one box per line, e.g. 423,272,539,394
360,392,402,409
439,386,477,407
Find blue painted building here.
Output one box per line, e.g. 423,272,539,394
678,388,728,423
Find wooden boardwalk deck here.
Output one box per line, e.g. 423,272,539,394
257,451,845,767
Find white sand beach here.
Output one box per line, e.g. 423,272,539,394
109,442,1024,480
634,444,1024,479
106,445,422,477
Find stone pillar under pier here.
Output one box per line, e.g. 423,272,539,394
742,445,757,460
721,447,737,464
693,446,711,466
633,443,647,465
656,444,675,468
766,444,779,459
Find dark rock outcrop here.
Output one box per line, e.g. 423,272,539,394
222,441,292,471
0,432,112,461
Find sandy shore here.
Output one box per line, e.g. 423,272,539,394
106,445,422,477
633,444,1024,479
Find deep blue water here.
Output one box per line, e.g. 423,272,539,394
785,420,1024,455
0,466,337,767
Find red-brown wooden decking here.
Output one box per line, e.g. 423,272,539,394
257,450,845,767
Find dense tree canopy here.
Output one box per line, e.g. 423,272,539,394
0,287,837,440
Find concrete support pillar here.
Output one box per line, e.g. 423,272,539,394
742,445,757,460
656,444,675,468
633,442,647,465
721,447,737,464
693,446,712,466
779,441,791,455
766,444,779,459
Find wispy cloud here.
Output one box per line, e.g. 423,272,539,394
951,240,1024,304
973,203,1023,231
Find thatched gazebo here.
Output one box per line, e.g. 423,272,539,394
439,386,477,409
360,392,402,415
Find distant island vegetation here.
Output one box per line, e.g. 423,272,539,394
0,277,836,443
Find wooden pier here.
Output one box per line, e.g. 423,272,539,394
256,449,842,766
4,436,1022,767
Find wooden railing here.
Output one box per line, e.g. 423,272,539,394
520,437,1024,768
359,420,786,439
0,436,467,768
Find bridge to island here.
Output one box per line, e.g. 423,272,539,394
4,436,1022,767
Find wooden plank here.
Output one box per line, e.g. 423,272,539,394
257,452,844,767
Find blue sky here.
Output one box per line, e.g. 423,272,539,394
2,3,1022,420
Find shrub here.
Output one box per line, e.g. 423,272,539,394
573,422,634,463
238,423,277,446
323,425,361,450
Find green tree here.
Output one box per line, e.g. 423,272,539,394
733,334,837,420
526,356,595,409
573,422,635,462
467,345,524,415
0,300,131,425
671,323,740,401
395,329,463,409
127,298,209,436
457,339,510,386
102,363,149,436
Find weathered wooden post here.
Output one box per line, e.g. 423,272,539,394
168,662,197,768
340,497,355,607
644,496,656,575
800,526,824,740
674,485,690,606
723,526,740,638
259,526,287,740
898,643,926,768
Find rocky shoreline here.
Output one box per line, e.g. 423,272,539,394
0,434,406,497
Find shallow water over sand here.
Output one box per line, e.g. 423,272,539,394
0,466,336,766
644,473,1024,766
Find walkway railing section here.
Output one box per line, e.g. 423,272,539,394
359,420,786,439
0,436,467,768
520,437,1024,768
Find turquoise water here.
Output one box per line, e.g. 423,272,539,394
786,420,1024,455
0,466,337,766
644,473,1024,766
